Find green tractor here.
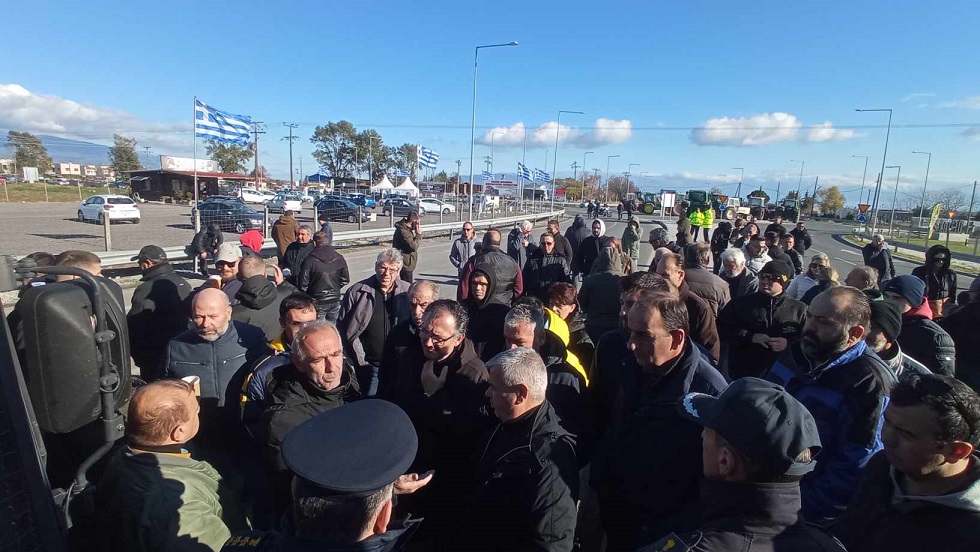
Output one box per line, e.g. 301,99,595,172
636,191,662,215
685,190,710,214
774,199,800,221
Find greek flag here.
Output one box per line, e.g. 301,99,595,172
482,171,494,181
518,162,533,181
194,99,251,145
395,169,411,177
418,146,440,169
534,169,551,183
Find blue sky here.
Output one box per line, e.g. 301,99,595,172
4,0,979,205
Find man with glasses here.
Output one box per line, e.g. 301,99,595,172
523,232,574,302
203,242,245,305
378,281,439,404
450,221,477,277
786,252,832,301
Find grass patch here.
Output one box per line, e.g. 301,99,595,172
0,183,118,203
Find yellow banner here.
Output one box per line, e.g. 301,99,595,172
928,202,942,237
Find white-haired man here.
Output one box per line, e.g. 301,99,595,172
719,247,760,300
338,248,410,396
508,220,535,270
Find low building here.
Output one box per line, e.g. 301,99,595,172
0,158,14,174
128,169,253,203
55,162,82,176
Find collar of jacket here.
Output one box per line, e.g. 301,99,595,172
123,445,204,467
791,339,869,378
270,334,289,353
642,338,706,404
480,401,565,465
434,338,481,375
189,320,240,345
699,479,805,534
888,454,980,514
140,261,176,281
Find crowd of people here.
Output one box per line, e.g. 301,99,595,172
9,203,980,552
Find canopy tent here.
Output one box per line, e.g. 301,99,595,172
395,177,419,197
370,175,395,192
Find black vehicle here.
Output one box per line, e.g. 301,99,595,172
194,199,264,233
380,197,416,217
314,197,369,223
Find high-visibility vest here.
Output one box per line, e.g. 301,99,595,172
688,210,703,227
703,208,714,226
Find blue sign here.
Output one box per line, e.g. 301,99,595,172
857,214,867,223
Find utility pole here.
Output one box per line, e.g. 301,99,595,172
455,160,462,195
282,122,298,185
251,122,266,188
571,162,579,181
483,156,492,174
811,177,819,218
142,146,153,168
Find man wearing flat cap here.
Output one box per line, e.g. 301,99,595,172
223,400,432,552
640,378,845,551
126,244,192,379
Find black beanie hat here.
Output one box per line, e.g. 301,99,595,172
869,300,903,342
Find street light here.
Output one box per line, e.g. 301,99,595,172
626,163,640,194
852,155,869,211
468,41,519,220
583,151,594,198
912,151,932,241
552,110,584,210
731,167,744,197
790,159,804,222
856,108,894,235
886,165,901,238
605,154,620,203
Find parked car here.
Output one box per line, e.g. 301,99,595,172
380,197,417,218
266,194,304,214
77,194,141,224
348,193,377,209
237,188,268,204
194,200,265,234
314,198,369,223
419,198,455,215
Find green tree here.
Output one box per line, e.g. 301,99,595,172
556,177,583,201
393,143,418,175
250,165,270,179
748,189,770,203
311,120,359,178
817,185,845,215
204,140,253,173
7,131,53,174
354,129,386,180
108,134,142,176
431,170,449,182
800,191,815,215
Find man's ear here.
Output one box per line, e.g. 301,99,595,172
944,441,975,463
848,324,867,343
514,383,530,405
669,329,686,351
372,498,393,536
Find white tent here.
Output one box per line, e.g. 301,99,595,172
395,177,419,197
370,175,395,192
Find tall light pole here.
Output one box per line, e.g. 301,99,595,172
790,159,804,222
626,163,640,194
886,165,901,238
468,41,519,221
605,154,620,203
856,108,893,235
583,151,594,198
912,150,932,236
731,167,744,197
852,155,869,209
552,110,584,210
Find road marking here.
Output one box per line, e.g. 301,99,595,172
840,249,861,256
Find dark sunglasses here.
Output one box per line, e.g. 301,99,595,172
215,261,237,268
810,263,826,268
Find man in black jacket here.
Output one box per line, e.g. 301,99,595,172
564,214,591,258
790,221,812,257
883,275,956,377
127,245,192,379
392,211,421,283
462,347,579,552
641,378,844,552
912,244,958,318
658,251,720,362
764,216,786,237
297,230,350,322
279,225,314,284
764,231,792,267
572,219,609,278
232,254,295,342
190,223,223,276
377,280,438,403
861,234,895,285
835,374,980,552
548,219,573,261
780,234,804,275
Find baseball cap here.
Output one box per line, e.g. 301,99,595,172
678,377,822,477
883,275,925,307
130,245,167,263
215,243,243,263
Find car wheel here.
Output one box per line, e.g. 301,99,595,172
347,214,356,223
235,221,246,233
419,207,426,217
77,210,85,222
133,218,141,224
383,209,390,217
98,213,105,225
443,208,450,215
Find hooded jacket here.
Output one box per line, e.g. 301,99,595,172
939,301,980,392
572,219,608,276
239,229,264,256
464,269,511,362
912,244,958,303
897,307,956,377
232,275,293,342
458,245,523,304
580,248,624,342
392,218,421,271
127,262,192,377
835,452,980,552
271,213,299,258
621,222,642,259
523,249,574,301
762,340,894,525
190,224,223,255
564,214,592,256
862,243,895,282
297,243,350,308
718,291,807,380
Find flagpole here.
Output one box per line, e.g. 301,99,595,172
521,128,527,207
193,97,199,228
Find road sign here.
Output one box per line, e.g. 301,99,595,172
857,214,867,223
718,195,729,203
858,203,870,214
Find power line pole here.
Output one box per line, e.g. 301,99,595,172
282,122,298,185
251,122,266,187
142,146,153,168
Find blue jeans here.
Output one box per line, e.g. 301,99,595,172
356,362,380,397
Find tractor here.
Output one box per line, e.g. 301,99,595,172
773,198,800,222
719,197,753,220
746,196,768,220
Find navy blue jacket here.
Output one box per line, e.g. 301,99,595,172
762,341,895,526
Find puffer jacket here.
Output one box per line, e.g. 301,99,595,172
464,268,512,362
897,313,956,377
127,262,192,378
939,301,980,391
297,243,350,309
523,250,574,301
190,224,223,255
539,331,595,461
564,214,592,256
580,248,624,343
392,218,421,271
912,244,958,304
95,446,247,552
762,340,894,526
717,291,807,380
232,275,294,342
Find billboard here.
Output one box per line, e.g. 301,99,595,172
160,155,218,172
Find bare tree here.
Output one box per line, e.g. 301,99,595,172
929,189,967,216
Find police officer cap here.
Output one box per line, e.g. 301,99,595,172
282,399,418,497
677,377,822,477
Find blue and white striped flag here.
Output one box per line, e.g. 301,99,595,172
518,162,533,181
395,169,411,177
534,169,551,183
482,171,494,181
418,146,440,169
194,99,251,145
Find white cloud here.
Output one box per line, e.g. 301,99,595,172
941,96,980,110
807,121,856,142
902,92,936,102
689,112,801,146
0,83,189,151
963,127,980,141
476,118,632,148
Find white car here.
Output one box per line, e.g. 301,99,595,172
77,194,141,224
238,189,268,204
267,194,304,214
419,198,456,215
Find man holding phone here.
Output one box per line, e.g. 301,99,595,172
393,211,422,283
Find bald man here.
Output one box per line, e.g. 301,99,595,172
163,288,267,454
95,380,247,552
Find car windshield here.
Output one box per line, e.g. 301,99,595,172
340,200,356,208
107,198,134,205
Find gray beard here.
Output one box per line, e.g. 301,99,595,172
198,322,229,342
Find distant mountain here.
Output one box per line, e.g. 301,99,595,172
1,132,112,166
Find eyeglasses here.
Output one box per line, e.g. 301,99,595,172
377,265,400,274
420,330,459,346
215,261,237,268
758,273,778,282
810,263,826,269
464,227,474,232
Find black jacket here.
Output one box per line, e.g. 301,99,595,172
539,332,595,462
297,244,350,308
709,223,733,255
573,234,610,276
523,251,573,301
786,248,804,275
897,314,956,377
718,292,807,380
834,452,980,552
721,269,759,300
552,232,573,261
591,339,728,551
640,481,844,552
232,276,293,343
764,222,787,236
464,401,579,552
564,214,591,256
376,319,426,405
861,243,895,282
127,262,192,377
190,224,223,255
939,301,980,391
566,309,594,368
767,245,792,268
464,269,512,362
279,240,314,281
912,244,957,302
392,218,421,272
790,227,812,254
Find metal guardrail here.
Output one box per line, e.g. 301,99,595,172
96,209,566,267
